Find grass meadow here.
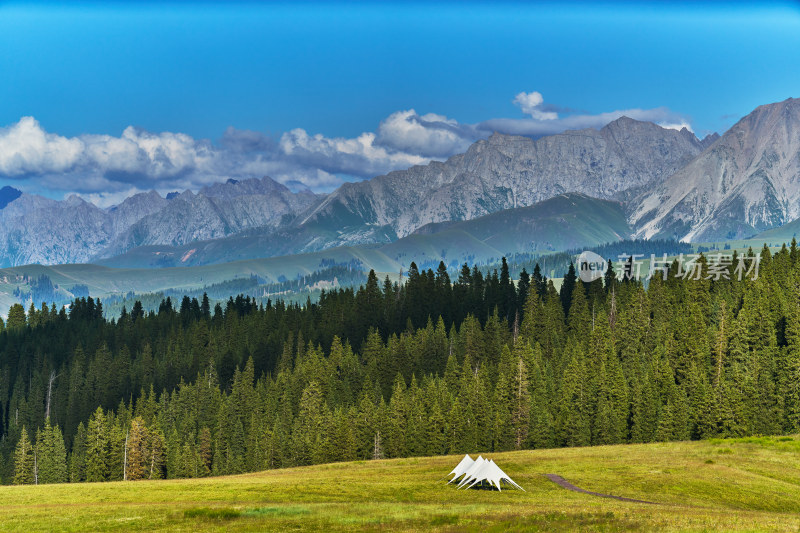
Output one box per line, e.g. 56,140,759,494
2,435,800,531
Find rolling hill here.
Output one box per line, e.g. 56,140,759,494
97,193,629,270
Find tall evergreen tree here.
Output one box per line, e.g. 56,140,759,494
85,407,109,482
13,427,34,485
35,420,68,484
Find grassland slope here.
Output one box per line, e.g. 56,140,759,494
2,436,800,531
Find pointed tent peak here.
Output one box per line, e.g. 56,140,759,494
448,454,475,481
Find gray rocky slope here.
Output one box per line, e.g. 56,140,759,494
630,98,800,241
295,117,710,242
0,177,320,267
97,178,320,259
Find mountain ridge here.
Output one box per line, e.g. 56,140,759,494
0,176,322,267
295,118,707,244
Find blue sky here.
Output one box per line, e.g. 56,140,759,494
1,1,799,205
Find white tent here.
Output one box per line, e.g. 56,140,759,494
461,460,525,491
447,455,524,491
447,454,475,483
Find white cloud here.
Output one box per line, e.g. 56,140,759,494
272,168,343,192
0,116,83,175
657,121,694,132
513,91,558,120
374,109,476,158
75,187,150,209
0,117,225,184
279,128,429,177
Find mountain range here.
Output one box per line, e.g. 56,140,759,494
0,97,798,269
0,178,320,267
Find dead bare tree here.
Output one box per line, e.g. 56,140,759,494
45,370,59,421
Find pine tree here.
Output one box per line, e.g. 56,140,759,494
35,420,68,484
197,427,213,476
384,375,408,458
85,407,109,482
6,303,26,331
510,353,531,450
425,398,448,456
125,417,149,481
555,345,590,447
13,427,35,485
69,422,87,483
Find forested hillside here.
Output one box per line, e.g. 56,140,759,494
1,244,799,484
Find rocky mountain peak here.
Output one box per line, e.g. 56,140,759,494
201,175,289,199
0,186,22,209
630,97,800,241
297,115,707,243
700,132,720,149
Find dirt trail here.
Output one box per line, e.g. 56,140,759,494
545,474,656,504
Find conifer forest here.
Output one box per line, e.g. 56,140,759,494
2,244,799,485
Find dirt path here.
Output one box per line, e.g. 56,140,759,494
545,474,657,504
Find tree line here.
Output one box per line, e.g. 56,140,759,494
2,243,800,484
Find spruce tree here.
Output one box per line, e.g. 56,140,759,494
560,263,577,316
13,427,34,485
6,303,26,331
69,422,87,483
292,381,327,466
147,427,167,480
555,345,590,447
85,407,109,482
492,370,513,452
384,375,408,458
125,417,149,481
510,355,531,449
198,427,213,476
425,399,448,456
35,420,68,484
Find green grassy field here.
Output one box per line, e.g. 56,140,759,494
3,436,800,532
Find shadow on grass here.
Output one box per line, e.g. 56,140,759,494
244,506,311,517
184,508,241,520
